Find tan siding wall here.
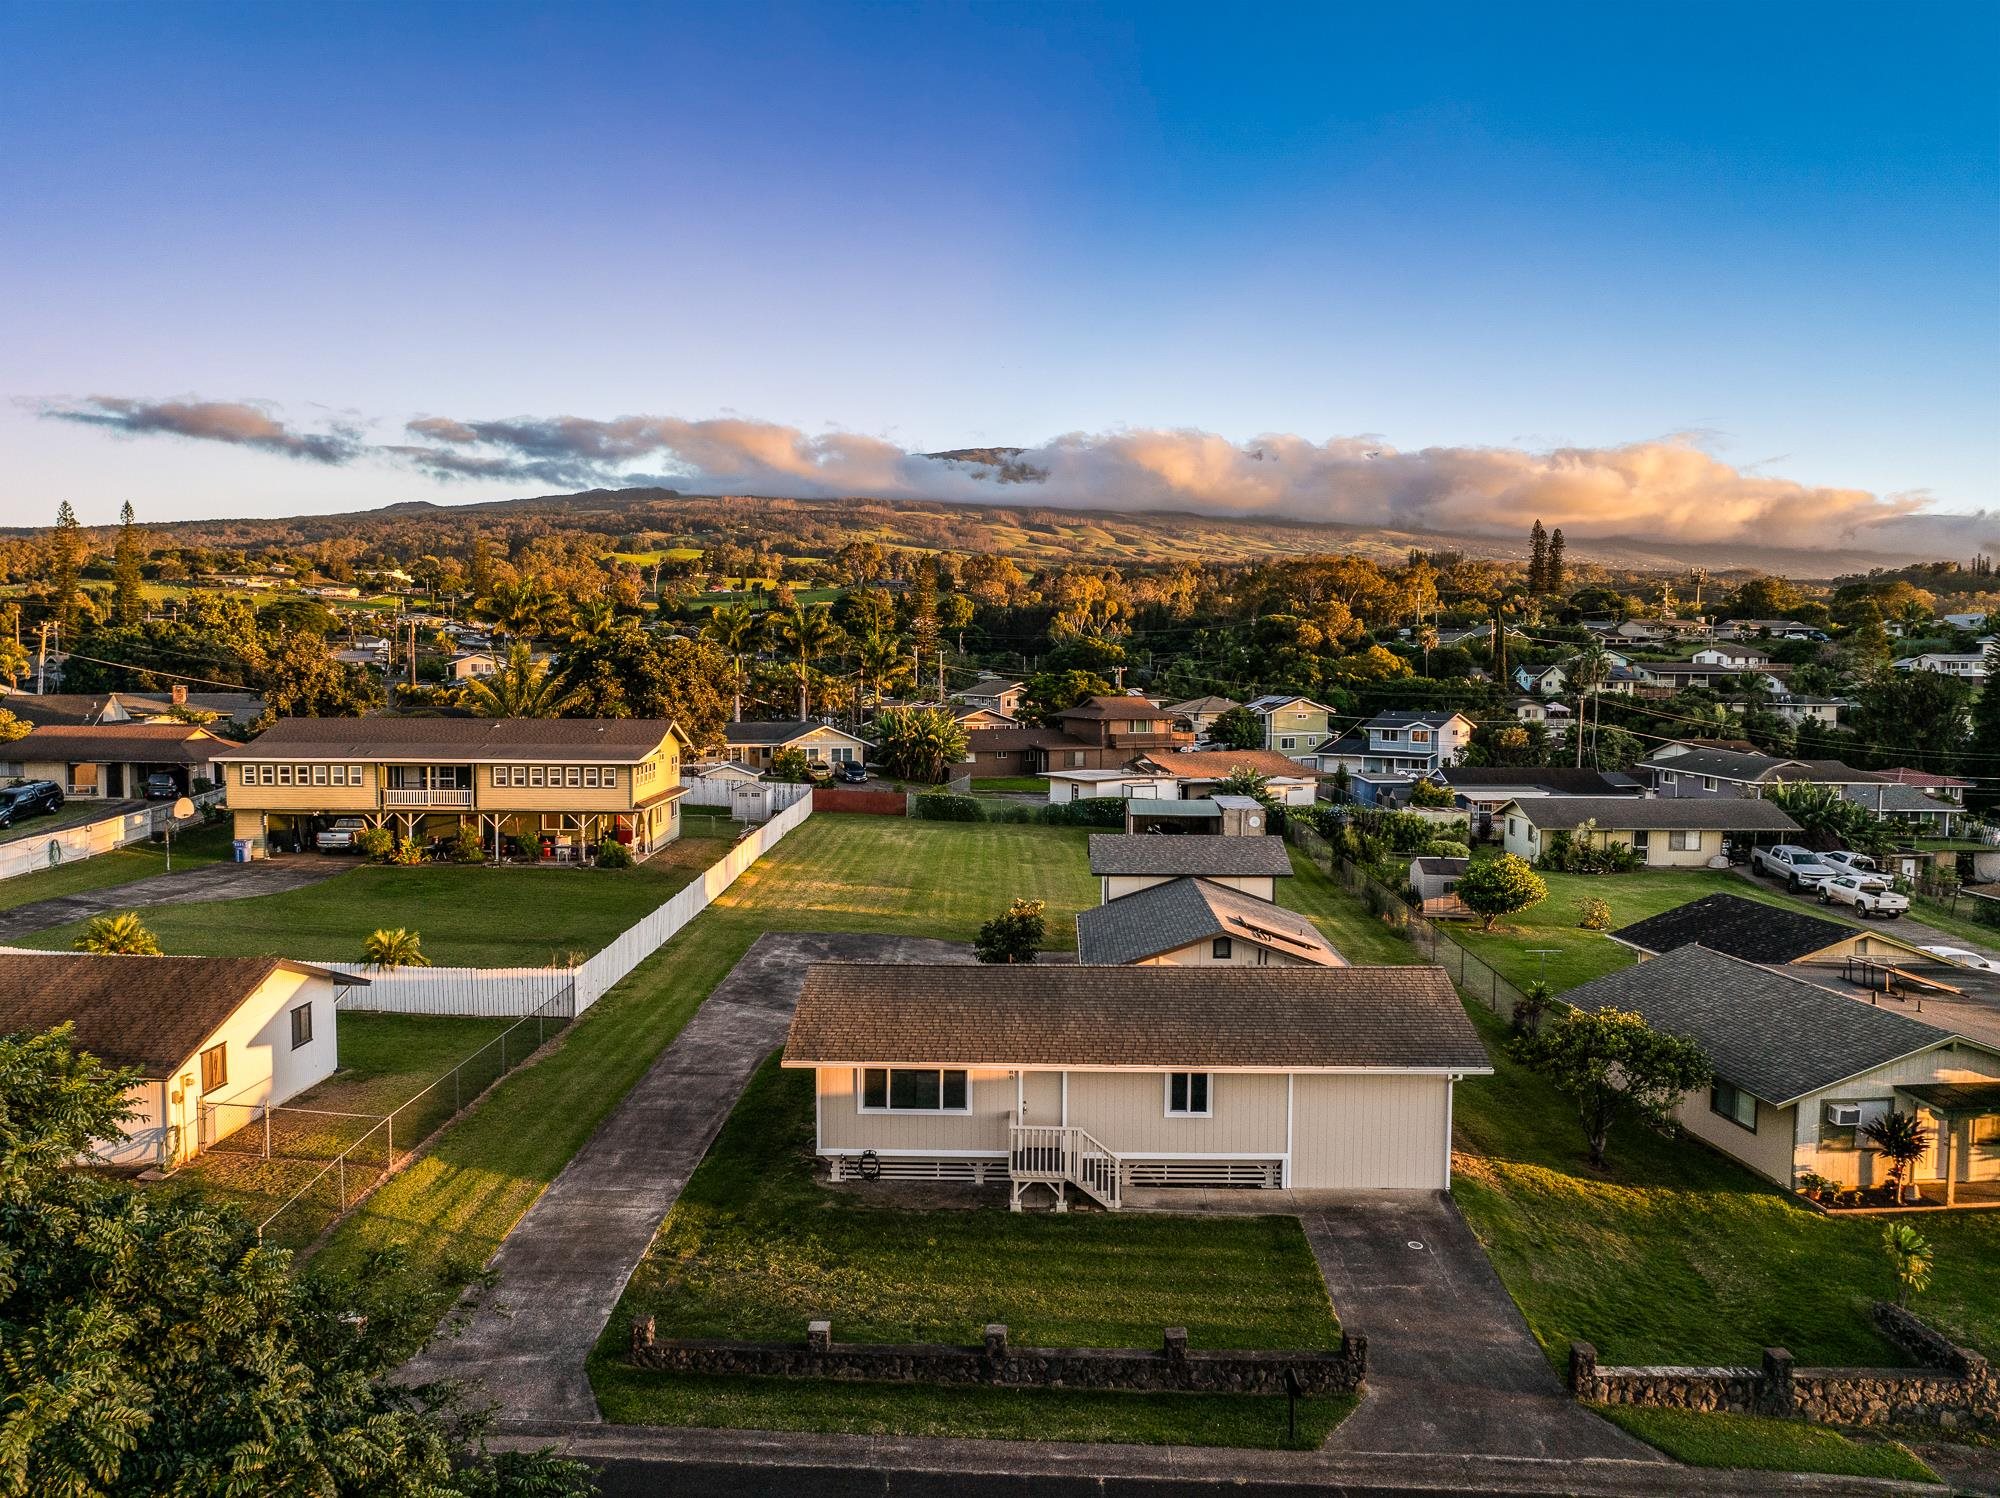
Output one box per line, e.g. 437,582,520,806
1064,1070,1288,1156
1020,1069,1062,1126
1674,1092,1799,1186
478,767,640,813
1289,1074,1452,1189
1788,1043,2000,1189
225,762,380,812
816,1067,1012,1152
1102,873,1276,902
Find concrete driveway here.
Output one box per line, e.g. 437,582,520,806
0,853,351,942
1303,1191,1659,1462
402,930,976,1425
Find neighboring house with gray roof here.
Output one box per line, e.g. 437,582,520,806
720,719,874,769
783,961,1490,1201
1087,832,1294,902
1498,795,1801,868
1075,877,1343,968
1564,944,2000,1198
1638,744,1883,799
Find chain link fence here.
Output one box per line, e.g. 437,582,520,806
1288,821,1532,1019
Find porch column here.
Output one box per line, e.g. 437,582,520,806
1942,1121,1957,1208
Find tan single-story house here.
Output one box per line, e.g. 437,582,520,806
1498,795,1802,868
213,716,689,859
449,650,499,680
1566,944,2000,1200
783,962,1490,1203
0,952,362,1169
1612,892,1944,971
953,706,1017,730
2,723,228,800
721,720,873,770
1087,832,1294,903
1075,876,1344,968
0,685,264,729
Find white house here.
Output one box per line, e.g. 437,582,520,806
1895,653,1989,682
1512,664,1567,697
1312,711,1476,779
722,720,875,770
0,952,361,1169
1045,769,1183,804
1566,945,2000,1200
1136,749,1322,806
1692,644,1771,668
1942,613,1988,632
783,962,1491,1200
1087,832,1295,903
449,650,499,680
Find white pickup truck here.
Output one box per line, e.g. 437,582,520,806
1820,873,1909,917
1751,843,1840,893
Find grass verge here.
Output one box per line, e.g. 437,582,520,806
0,820,234,912
1595,1407,1936,1481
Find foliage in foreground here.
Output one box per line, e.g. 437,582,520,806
0,1025,593,1497
1507,1006,1712,1168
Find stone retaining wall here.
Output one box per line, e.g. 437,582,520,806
629,1318,1366,1396
1569,1303,1997,1437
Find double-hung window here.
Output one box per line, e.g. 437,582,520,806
200,1044,227,1095
1165,1072,1211,1116
1667,829,1700,851
289,1004,314,1049
859,1067,969,1112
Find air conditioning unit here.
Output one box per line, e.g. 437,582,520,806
1825,1102,1863,1128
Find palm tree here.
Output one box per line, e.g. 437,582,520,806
1862,1110,1933,1204
1566,638,1613,768
485,575,562,643
873,705,969,783
75,912,161,955
702,601,760,722
463,642,575,718
363,927,431,970
856,626,910,710
567,597,617,643
766,604,844,719
1881,1223,1933,1307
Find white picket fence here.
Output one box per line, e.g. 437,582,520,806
328,786,814,1019
0,790,223,884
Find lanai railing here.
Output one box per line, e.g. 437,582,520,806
1009,1123,1123,1211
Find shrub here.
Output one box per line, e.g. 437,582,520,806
595,839,635,869
974,897,1046,963
75,912,161,955
1537,824,1642,875
912,792,984,822
1037,797,1128,828
355,826,395,861
1509,980,1551,1037
1407,778,1456,809
1576,896,1613,931
363,927,430,970
387,837,425,866
445,825,485,864
507,833,538,861
1457,852,1549,931
1424,839,1471,860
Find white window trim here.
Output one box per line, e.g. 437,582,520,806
855,1066,972,1115
1164,1071,1213,1118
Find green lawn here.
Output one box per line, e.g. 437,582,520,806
309,817,1102,1334
18,827,735,966
1275,847,1426,966
0,820,235,912
970,776,1047,794
1451,1004,2000,1367
1596,1407,1935,1482
1448,865,1825,994
591,1054,1342,1448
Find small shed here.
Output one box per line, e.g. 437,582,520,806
1124,797,1221,835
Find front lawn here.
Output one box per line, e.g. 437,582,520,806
310,816,1103,1334
0,820,235,912
1451,1005,2000,1366
970,776,1047,794
590,1053,1342,1447
1276,846,1425,966
19,826,735,966
1448,865,1819,994
1595,1407,1935,1482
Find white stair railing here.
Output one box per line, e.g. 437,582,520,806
1008,1123,1122,1210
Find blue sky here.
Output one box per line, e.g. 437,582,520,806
1,0,1994,549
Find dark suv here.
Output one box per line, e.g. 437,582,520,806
0,781,64,829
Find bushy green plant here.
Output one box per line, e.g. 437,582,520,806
974,897,1046,963
507,832,537,861
1883,1223,1933,1305
595,839,635,869
1457,852,1549,931
1576,895,1613,931
1537,823,1642,875
445,825,485,864
1424,838,1470,860
912,791,984,822
1038,796,1128,828
387,837,425,866
1407,778,1456,809
355,826,395,861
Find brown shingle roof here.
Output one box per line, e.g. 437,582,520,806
782,963,1488,1071
1056,695,1170,722
1141,749,1322,780
212,716,683,764
0,953,360,1076
15,724,222,764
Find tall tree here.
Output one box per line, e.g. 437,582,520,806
1546,527,1566,595
259,633,383,717
463,642,576,718
113,501,145,626
766,604,844,719
1510,1007,1713,1169
467,533,496,603
700,601,761,722
1527,519,1550,593
46,500,84,637
552,625,731,746
909,556,941,687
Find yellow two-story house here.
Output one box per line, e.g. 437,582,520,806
213,717,689,861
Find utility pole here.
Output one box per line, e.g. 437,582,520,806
936,648,945,703
407,620,417,690
35,621,50,695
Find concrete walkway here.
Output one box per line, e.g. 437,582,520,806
0,853,351,941
402,931,976,1424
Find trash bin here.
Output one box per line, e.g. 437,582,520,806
232,839,252,863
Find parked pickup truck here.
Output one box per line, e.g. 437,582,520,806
1820,873,1909,917
1751,844,1840,893
1820,850,1884,879
315,817,371,853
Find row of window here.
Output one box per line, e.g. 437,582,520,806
240,763,365,786
492,765,622,788
1658,770,1721,792
855,1068,1215,1117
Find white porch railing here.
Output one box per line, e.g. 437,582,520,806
1009,1123,1123,1211
383,788,473,807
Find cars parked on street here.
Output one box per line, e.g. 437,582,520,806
1819,873,1909,917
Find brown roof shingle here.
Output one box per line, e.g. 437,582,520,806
212,716,683,764
15,724,223,765
0,953,358,1076
1141,750,1323,780
782,963,1488,1071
